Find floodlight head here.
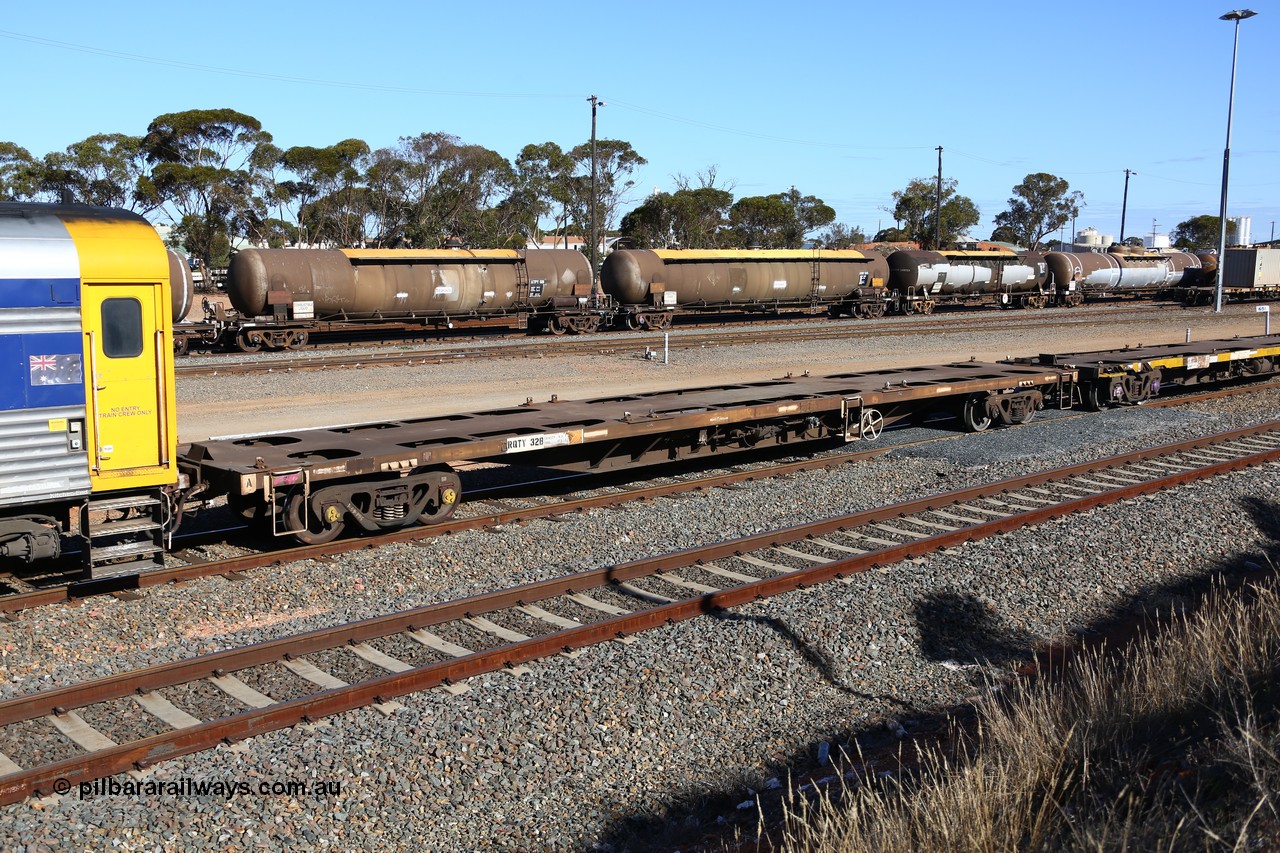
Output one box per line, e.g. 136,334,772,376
1220,9,1258,21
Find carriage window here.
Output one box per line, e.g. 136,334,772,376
102,298,143,358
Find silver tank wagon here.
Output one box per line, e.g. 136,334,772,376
1045,250,1200,302
885,248,1050,312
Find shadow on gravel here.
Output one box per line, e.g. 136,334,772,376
911,590,1036,667
589,497,1280,853
1242,494,1280,544
707,611,913,706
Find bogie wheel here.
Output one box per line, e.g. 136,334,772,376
869,302,885,319
173,335,190,356
962,396,992,432
288,330,310,350
919,301,935,316
626,312,644,331
285,492,344,545
417,476,461,524
860,408,884,441
236,330,263,353
1085,383,1109,412
548,316,568,335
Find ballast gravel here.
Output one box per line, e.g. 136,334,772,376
1,381,1278,849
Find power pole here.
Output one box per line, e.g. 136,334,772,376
1120,169,1135,245
934,146,943,249
587,94,606,295
1216,10,1258,312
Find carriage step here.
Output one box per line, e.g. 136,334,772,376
87,495,161,513
90,540,163,562
89,517,162,537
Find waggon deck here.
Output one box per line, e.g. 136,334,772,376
183,360,1074,494
1018,335,1280,378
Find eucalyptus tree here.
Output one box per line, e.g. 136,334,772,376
887,177,979,249
511,142,577,246
282,138,370,246
816,222,868,249
142,108,276,269
1172,215,1235,250
567,138,646,255
38,134,157,212
619,186,735,248
0,142,42,201
991,172,1083,250
362,132,514,248
729,187,834,248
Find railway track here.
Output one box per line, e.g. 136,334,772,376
176,298,1182,362
0,421,1277,805
1,378,1272,615
0,444,903,614
174,302,1192,377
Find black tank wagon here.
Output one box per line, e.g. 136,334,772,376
599,248,892,325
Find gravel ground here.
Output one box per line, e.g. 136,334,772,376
1,348,1278,850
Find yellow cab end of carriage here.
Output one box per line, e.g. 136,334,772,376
64,213,179,493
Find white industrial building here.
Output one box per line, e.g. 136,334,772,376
1074,227,1114,251
1228,215,1252,246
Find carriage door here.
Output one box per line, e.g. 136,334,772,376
82,282,170,481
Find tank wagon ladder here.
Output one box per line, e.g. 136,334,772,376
513,258,531,331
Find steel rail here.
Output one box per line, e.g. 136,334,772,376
0,422,1276,804
9,374,1277,615
175,303,1181,377
177,299,1176,361
3,377,1274,615
0,445,900,614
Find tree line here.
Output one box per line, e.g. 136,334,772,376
0,108,647,275
0,107,1235,269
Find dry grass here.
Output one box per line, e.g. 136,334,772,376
759,570,1280,852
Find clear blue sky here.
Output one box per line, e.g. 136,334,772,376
4,1,1277,243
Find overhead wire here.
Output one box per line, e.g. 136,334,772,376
0,29,578,100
